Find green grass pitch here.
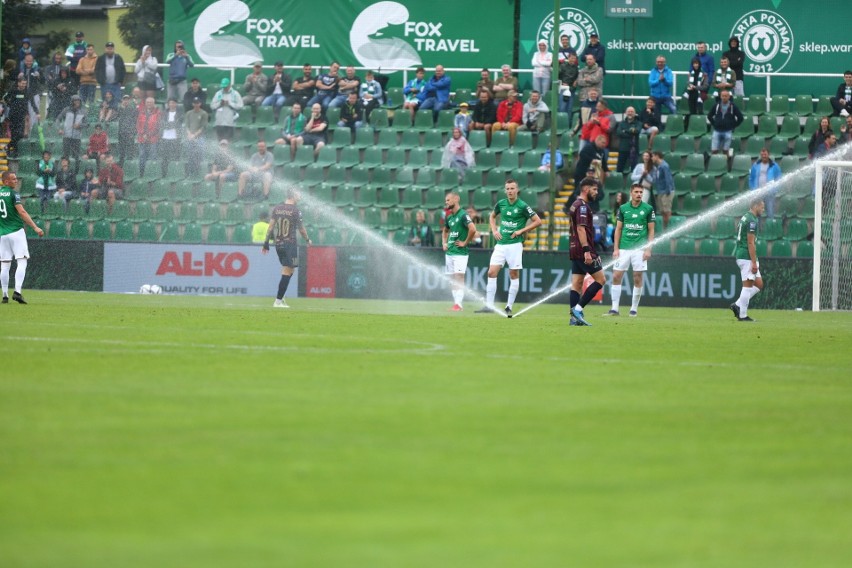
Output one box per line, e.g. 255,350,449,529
2,292,851,567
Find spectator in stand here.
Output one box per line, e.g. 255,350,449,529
3,78,38,158
36,151,57,208
95,41,126,104
475,68,494,101
57,94,86,162
558,34,577,63
573,135,609,212
205,139,238,188
275,103,305,160
807,116,834,158
471,90,497,145
651,151,675,227
441,127,475,183
91,153,124,208
711,57,736,101
358,69,383,121
65,31,87,88
648,55,676,114
294,102,327,158
683,57,709,115
328,65,360,109
184,97,208,177
134,45,159,100
44,51,65,106
531,40,553,96
183,78,208,113
492,64,519,103
158,98,183,177
54,157,77,202
18,53,42,133
616,106,641,173
537,144,564,172
571,88,601,136
252,211,270,244
78,168,98,202
338,91,364,133
76,45,98,107
830,70,852,117
454,102,472,137
749,148,782,218
261,61,292,121
581,33,606,78
136,97,161,176
1,59,17,95
116,94,138,165
840,114,852,143
579,98,612,152
520,89,549,134
239,141,274,199
418,65,451,123
707,90,744,156
408,210,434,247
242,61,269,116
307,61,340,110
693,41,715,78
630,150,658,204
491,89,523,145
812,132,837,161
18,38,35,65
723,36,746,96
286,63,315,109
98,90,118,122
165,40,194,103
86,123,108,159
638,97,661,150
558,52,579,125
211,78,244,142
48,67,75,121
576,54,603,104
403,66,427,124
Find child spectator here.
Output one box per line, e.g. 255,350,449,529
87,124,108,159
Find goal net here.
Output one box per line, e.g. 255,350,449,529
813,159,852,311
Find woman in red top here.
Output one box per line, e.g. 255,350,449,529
136,97,161,176
580,99,613,151
86,124,109,159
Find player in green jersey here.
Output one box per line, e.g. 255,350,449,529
605,183,656,317
1,171,44,304
442,192,477,311
476,178,542,316
731,199,765,322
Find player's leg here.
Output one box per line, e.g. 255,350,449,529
274,245,296,307
506,269,519,315
505,244,523,313
479,245,505,312
1,261,10,301
568,268,588,325
734,260,761,320
607,251,629,315
629,250,647,316
578,259,604,310
12,257,27,302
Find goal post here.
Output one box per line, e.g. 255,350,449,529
813,160,852,311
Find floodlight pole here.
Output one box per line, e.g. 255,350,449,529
547,0,561,250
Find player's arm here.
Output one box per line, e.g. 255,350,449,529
15,204,44,237
441,226,449,251
261,215,276,253
299,224,311,246
490,209,501,241
512,213,542,239
577,216,593,264
458,220,477,247
613,220,623,258
747,231,757,273
643,217,655,260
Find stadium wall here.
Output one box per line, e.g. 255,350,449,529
21,242,811,310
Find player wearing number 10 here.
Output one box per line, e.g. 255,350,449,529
261,189,311,309
605,183,656,317
1,171,44,304
731,199,765,322
443,191,477,312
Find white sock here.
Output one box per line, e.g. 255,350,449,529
13,258,26,294
631,288,643,311
507,278,519,308
486,277,497,308
453,289,464,306
737,286,758,317
0,262,9,296
610,284,622,311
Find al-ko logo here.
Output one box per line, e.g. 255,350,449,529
731,10,794,74
536,7,599,56
193,0,319,67
156,251,249,277
350,1,480,72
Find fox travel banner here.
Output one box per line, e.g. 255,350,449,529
166,0,514,74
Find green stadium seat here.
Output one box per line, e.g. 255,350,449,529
177,202,198,223
555,112,571,130
114,220,134,241
68,219,89,239
152,201,175,223
42,198,64,220
514,131,534,151
778,116,802,140
383,87,403,109
796,240,814,257
776,195,800,218
663,115,685,137
785,217,809,240
699,238,720,255
762,217,783,240
815,96,833,116
674,237,696,255
467,130,487,151
180,222,202,243
136,221,158,242
798,196,815,219
454,88,472,105
706,193,726,210
314,145,338,168
319,227,343,245
130,200,153,222
681,153,706,177
423,130,445,149
385,207,405,230
62,199,87,221
732,115,754,141
744,136,766,157
474,149,498,173
747,95,767,116
375,129,398,151
755,238,768,258
694,174,717,196
768,137,791,157
107,200,131,222
47,219,67,239
793,95,814,117
435,110,456,131
557,234,571,251
231,224,252,244
710,216,736,239
471,187,494,210
766,95,790,117
407,147,431,169
148,180,171,202
91,219,111,240
789,176,813,198
400,187,423,209
684,217,711,239
369,108,390,129
770,239,793,257
291,146,315,168
363,206,382,228
206,222,227,243
500,148,524,172
354,186,378,208
490,130,511,151
413,110,434,131
729,155,753,178
706,154,729,177
673,135,696,159
755,115,779,139
424,188,447,209
685,115,709,137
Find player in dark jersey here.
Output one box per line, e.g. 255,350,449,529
567,177,606,326
261,189,311,308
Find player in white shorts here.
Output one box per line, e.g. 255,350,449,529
476,179,541,316
442,193,476,311
1,171,44,304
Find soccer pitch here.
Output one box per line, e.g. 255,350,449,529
2,293,851,567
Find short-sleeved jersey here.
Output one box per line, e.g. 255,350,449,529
568,197,596,260
445,208,474,256
0,185,24,236
734,210,759,260
616,201,656,249
493,198,535,245
267,202,303,246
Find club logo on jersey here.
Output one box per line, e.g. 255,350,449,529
730,10,794,74
536,7,599,55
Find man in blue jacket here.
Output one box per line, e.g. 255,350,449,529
708,90,744,156
648,55,676,114
418,65,451,123
749,148,782,218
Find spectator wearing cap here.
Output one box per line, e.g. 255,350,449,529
117,94,139,165
581,32,606,77
262,61,292,121
211,77,244,141
183,77,208,113
491,89,523,145
184,96,209,177
328,65,361,109
165,40,194,103
242,61,269,116
134,45,159,100
76,44,98,106
95,41,126,104
531,40,553,96
65,31,87,87
18,38,35,65
454,101,472,137
205,139,238,189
